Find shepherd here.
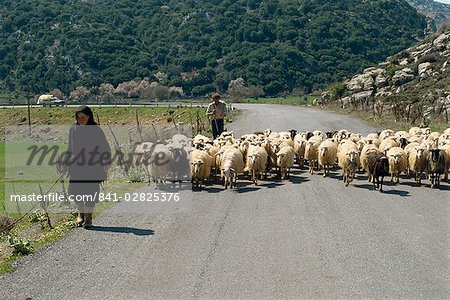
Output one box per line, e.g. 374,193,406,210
206,92,227,140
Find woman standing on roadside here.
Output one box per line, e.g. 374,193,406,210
64,105,111,228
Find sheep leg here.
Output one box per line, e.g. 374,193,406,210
379,176,384,192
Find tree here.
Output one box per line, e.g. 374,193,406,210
227,78,248,102
69,86,90,102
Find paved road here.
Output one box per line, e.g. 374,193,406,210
1,104,449,299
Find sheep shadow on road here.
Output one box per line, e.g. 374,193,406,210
86,226,155,236
352,183,411,197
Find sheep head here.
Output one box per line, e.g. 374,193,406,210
191,160,204,176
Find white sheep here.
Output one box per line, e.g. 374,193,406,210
337,143,360,187
245,144,268,185
293,134,307,168
190,149,213,188
313,130,326,139
386,147,407,183
438,144,450,182
143,143,173,188
360,144,380,180
379,129,395,141
409,127,422,137
395,130,410,140
318,139,338,177
276,145,295,180
444,128,450,135
334,129,350,142
408,145,428,185
366,132,380,140
305,135,323,174
193,134,210,147
220,147,245,189
379,137,399,154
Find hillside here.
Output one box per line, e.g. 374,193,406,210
0,0,427,99
406,0,450,29
324,28,450,126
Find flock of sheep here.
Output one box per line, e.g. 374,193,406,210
190,126,450,191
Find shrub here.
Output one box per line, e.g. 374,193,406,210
328,83,347,101
8,236,33,255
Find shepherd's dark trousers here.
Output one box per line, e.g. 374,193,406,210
211,119,224,139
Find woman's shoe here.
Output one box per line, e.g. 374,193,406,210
76,213,84,227
83,213,93,229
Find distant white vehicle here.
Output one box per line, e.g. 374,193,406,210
37,94,65,107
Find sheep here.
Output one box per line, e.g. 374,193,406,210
379,129,395,141
421,139,438,152
360,145,380,180
421,127,431,136
276,145,295,180
143,143,173,188
438,144,450,182
300,131,314,141
444,128,450,135
379,137,399,154
409,127,422,137
386,147,407,184
426,132,441,144
427,149,446,188
337,143,360,187
366,132,380,140
395,131,410,140
169,143,191,184
305,135,323,174
313,130,326,139
363,136,381,148
289,129,297,140
193,134,210,147
398,137,410,149
408,135,422,144
334,129,350,142
293,134,307,167
318,139,338,177
366,150,390,192
438,133,450,145
190,149,213,188
408,145,428,185
131,141,154,169
220,147,245,189
245,145,268,185
337,139,357,154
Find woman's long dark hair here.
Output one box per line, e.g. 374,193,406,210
75,105,97,125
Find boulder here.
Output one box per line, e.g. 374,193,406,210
433,33,449,50
399,58,409,66
352,91,373,102
375,75,388,88
347,74,374,92
442,61,448,72
339,96,352,109
392,68,415,86
375,90,392,98
418,62,431,74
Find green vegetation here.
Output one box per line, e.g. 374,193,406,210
237,95,317,105
0,0,426,100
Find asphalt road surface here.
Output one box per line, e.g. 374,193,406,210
1,104,449,299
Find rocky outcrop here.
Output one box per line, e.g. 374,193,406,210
406,0,450,30
328,29,450,123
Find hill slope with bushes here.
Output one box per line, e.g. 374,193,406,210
0,0,427,98
324,28,450,126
